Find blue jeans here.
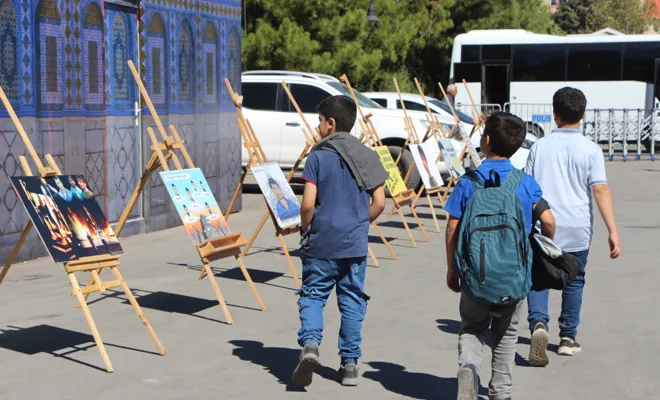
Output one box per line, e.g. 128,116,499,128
527,250,589,339
296,257,370,363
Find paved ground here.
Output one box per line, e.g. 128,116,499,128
0,162,658,400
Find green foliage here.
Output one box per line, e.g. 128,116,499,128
554,0,657,34
242,0,559,97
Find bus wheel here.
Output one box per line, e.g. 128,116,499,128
526,123,544,139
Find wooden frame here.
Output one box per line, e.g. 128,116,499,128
438,82,482,167
83,60,267,326
0,85,165,373
340,74,429,247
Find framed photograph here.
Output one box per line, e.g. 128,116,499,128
438,139,466,180
459,122,482,164
251,162,301,229
410,142,444,188
159,168,231,246
10,175,123,263
372,146,407,196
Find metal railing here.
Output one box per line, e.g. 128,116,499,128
503,103,660,161
455,103,502,117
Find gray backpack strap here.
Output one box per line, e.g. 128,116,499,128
502,168,526,191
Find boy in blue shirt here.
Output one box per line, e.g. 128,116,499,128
444,113,555,400
291,96,387,388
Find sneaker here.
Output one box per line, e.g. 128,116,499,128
457,364,479,400
557,337,582,356
291,343,320,387
339,362,359,386
528,322,550,367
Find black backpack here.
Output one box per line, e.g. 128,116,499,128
529,199,581,291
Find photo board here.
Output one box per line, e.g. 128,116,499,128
459,122,482,164
10,175,123,263
373,146,407,196
438,139,466,180
160,168,231,246
410,142,444,188
251,162,302,229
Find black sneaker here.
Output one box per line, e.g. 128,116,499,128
339,362,359,386
557,337,582,356
291,343,320,387
457,364,479,400
529,322,550,367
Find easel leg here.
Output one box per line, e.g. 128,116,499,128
397,207,418,248
241,210,270,256
0,221,33,284
412,186,424,209
68,272,114,373
277,233,301,288
110,266,166,356
202,262,233,325
235,256,267,311
226,167,249,221
368,245,380,268
410,206,430,243
427,194,441,232
372,223,397,260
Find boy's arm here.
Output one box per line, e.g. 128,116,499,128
369,185,386,222
445,216,460,293
532,198,556,239
593,184,621,259
300,182,317,231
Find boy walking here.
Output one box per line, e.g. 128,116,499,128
445,112,555,400
291,96,387,387
526,87,622,366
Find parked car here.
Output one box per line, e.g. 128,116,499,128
364,91,536,170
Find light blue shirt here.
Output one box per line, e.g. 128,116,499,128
525,128,607,252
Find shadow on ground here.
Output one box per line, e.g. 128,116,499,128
363,361,458,399
229,340,338,392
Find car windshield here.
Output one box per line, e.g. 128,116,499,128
327,82,384,109
428,98,474,124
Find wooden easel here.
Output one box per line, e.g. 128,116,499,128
385,78,444,232
462,79,486,134
339,74,429,248
82,60,267,325
224,79,304,287
0,85,165,373
438,82,482,167
279,82,396,266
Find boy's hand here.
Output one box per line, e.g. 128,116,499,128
609,232,621,259
446,267,460,293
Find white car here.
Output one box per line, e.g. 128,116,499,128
363,91,536,170
240,71,461,189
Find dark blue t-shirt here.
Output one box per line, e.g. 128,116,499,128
444,159,542,234
300,150,371,259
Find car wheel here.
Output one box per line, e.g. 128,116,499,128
388,145,421,195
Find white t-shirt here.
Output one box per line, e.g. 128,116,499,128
525,129,607,252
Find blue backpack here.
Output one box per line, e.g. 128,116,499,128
454,168,533,307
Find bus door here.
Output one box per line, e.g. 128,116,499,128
655,58,660,107
482,64,510,108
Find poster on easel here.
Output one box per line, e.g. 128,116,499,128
410,142,444,188
373,146,407,196
251,162,302,229
438,139,466,180
160,168,231,246
10,175,123,263
459,122,482,165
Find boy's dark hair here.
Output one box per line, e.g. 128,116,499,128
553,87,587,124
483,112,526,158
316,95,357,133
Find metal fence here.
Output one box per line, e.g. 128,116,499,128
455,103,502,117
502,103,660,161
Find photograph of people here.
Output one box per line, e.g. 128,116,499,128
417,145,441,188
52,177,73,202
69,176,86,201
268,176,300,221
438,140,465,179
76,176,94,199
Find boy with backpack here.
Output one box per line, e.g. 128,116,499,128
291,96,388,388
445,112,556,400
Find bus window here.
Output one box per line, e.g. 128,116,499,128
512,44,566,82
454,63,481,83
461,45,481,62
482,45,511,62
568,43,622,81
623,42,660,83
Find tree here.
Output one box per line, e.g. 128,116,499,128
555,0,658,34
553,0,600,34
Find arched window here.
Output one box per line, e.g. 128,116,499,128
203,21,218,105
178,23,193,103
0,0,19,101
112,13,128,101
227,28,240,94
147,13,166,106
37,0,63,109
83,2,104,108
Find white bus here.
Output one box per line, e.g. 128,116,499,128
449,29,660,142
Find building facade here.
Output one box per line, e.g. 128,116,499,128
0,0,243,263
